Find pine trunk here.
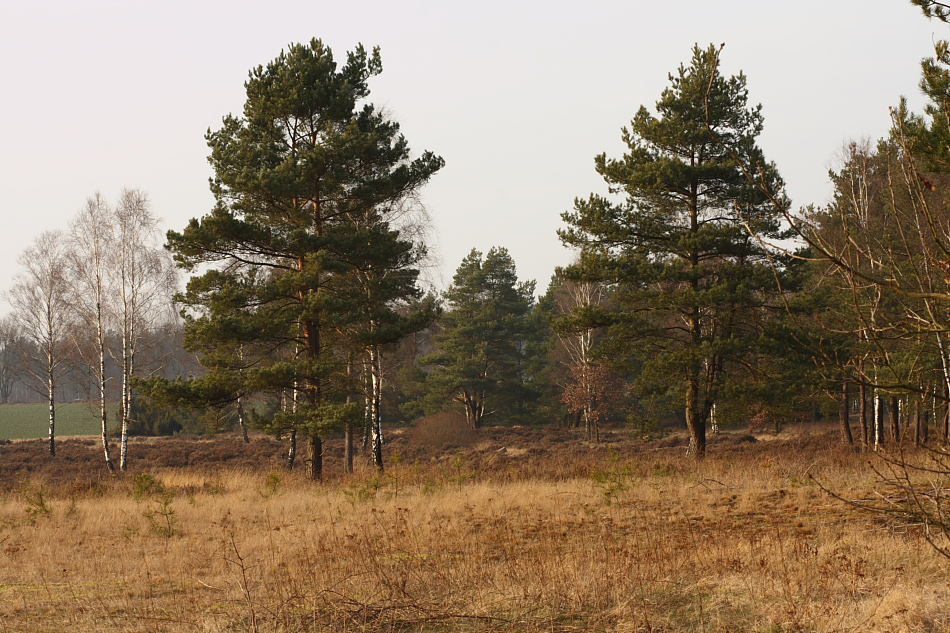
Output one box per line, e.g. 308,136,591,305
889,396,900,444
840,379,853,445
307,434,322,480
685,374,706,458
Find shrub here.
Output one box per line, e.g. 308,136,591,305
409,411,476,449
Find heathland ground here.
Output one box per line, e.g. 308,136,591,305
0,417,947,632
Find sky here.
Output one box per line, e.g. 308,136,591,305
0,0,944,304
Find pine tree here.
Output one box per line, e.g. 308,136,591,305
163,39,442,478
424,247,536,428
560,44,788,457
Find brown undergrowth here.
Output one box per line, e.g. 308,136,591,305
0,423,947,632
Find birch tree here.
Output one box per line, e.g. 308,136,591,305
69,194,116,472
551,277,615,442
111,188,176,470
7,231,72,456
339,198,438,472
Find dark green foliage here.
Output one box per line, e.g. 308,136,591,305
124,394,239,437
422,247,538,428
559,44,789,457
156,39,441,475
911,0,950,22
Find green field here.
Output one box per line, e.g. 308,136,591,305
0,403,119,440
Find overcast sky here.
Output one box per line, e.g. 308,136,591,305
0,0,943,303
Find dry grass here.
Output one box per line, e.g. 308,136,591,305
0,426,948,632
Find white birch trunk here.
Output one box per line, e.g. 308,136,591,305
47,348,55,458
99,299,115,472
370,344,383,471
120,332,130,470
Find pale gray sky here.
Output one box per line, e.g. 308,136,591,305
0,0,941,301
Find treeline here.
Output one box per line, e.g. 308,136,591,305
0,318,196,407
7,2,950,476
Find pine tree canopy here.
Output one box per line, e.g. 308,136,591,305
559,44,789,457
161,39,443,470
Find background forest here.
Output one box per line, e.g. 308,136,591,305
3,1,950,478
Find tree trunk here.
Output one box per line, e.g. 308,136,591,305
939,342,950,442
859,379,869,447
914,395,923,446
362,362,373,451
99,307,115,473
944,385,950,442
307,434,322,480
685,374,706,458
286,427,297,470
934,387,945,443
360,398,373,454
237,394,249,443
873,393,885,450
47,359,55,457
345,421,354,474
460,391,483,430
345,356,354,474
301,278,322,480
369,345,384,472
120,341,130,471
889,396,900,444
840,379,853,445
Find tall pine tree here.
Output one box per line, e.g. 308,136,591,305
164,40,442,478
560,44,788,457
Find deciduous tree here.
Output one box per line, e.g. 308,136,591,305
111,188,177,469
7,231,72,457
69,195,117,471
0,317,23,405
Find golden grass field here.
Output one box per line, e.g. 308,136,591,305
0,421,948,632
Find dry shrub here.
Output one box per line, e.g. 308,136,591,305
409,411,476,449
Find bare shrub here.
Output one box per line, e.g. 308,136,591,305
409,411,477,449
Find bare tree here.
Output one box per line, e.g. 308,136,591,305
0,316,24,404
704,26,950,554
69,194,116,472
111,188,177,470
552,277,612,442
6,231,72,456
